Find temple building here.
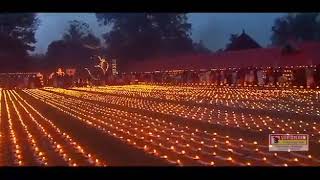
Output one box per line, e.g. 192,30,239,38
225,30,262,51
122,41,320,73
118,41,320,88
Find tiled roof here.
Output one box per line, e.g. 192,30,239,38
123,42,320,73
225,31,262,51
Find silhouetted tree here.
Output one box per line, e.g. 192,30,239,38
62,20,90,42
46,20,101,71
271,13,320,46
0,13,39,71
216,48,224,53
96,13,195,69
193,40,211,54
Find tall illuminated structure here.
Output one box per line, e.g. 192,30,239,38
112,59,118,75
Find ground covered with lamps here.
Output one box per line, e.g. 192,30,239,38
0,85,319,166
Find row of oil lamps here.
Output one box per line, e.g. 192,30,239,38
23,89,320,166
0,90,106,166
48,88,320,143
73,85,320,116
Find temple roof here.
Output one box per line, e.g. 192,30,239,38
225,30,262,51
122,41,320,73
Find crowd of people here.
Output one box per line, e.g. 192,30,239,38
2,65,319,89
45,65,320,88
0,73,44,89
119,65,320,88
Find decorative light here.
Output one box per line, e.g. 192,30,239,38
16,86,320,167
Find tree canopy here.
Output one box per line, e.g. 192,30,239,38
193,40,212,54
46,20,101,70
0,13,39,71
271,13,320,46
96,13,201,69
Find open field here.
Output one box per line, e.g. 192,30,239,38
0,85,320,166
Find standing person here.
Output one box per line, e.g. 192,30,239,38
198,71,205,83
56,74,62,88
253,68,258,85
53,75,58,87
205,71,211,84
248,69,255,85
231,70,237,86
23,75,29,88
293,67,307,87
266,68,274,86
256,68,265,86
236,68,244,86
225,70,232,86
244,68,250,86
219,70,225,85
273,69,282,87
34,76,42,88
215,70,221,85
17,75,22,88
306,67,315,88
192,72,199,83
210,70,217,85
315,65,320,87
63,74,71,88
150,73,154,83
181,71,187,83
29,75,36,89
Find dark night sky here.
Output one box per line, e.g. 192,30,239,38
35,13,285,54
